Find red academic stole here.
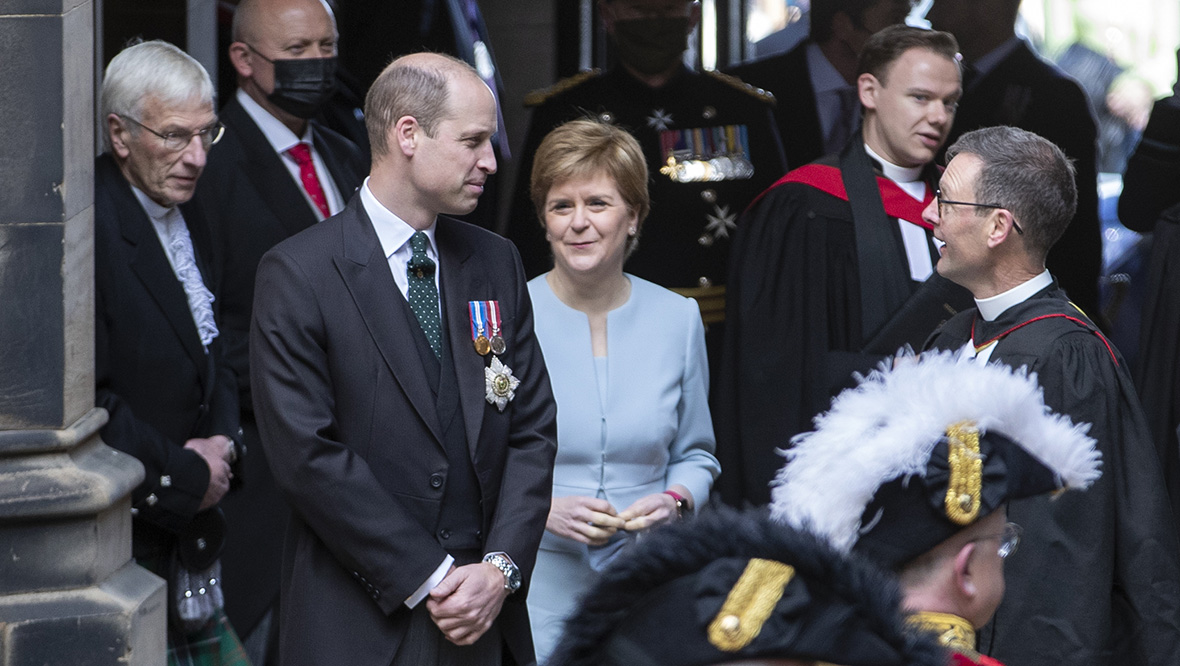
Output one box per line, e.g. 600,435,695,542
952,652,1006,666
757,163,934,229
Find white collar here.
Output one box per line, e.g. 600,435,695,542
359,177,437,259
863,143,924,184
236,88,313,155
976,270,1053,321
130,185,174,222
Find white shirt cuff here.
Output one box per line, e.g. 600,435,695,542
404,554,454,608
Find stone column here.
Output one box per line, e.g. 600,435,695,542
0,1,166,663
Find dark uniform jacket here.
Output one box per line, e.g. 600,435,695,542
926,284,1180,666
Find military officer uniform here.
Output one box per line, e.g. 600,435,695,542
505,65,786,331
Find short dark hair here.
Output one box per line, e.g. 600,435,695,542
946,126,1078,260
856,25,960,85
811,0,915,43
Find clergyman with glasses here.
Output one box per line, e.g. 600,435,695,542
771,349,1102,666
95,39,249,664
922,125,1180,665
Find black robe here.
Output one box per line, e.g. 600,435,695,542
1118,95,1180,492
715,139,972,506
926,284,1180,666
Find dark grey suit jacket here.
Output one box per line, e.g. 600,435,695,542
250,195,557,666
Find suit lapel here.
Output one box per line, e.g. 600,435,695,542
437,218,486,453
223,98,321,238
99,157,210,385
333,198,445,445
311,125,363,203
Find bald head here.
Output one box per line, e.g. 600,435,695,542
364,52,486,159
232,0,336,44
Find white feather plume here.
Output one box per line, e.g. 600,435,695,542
769,349,1102,553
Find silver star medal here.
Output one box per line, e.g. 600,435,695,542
704,204,737,240
646,109,673,131
485,356,520,412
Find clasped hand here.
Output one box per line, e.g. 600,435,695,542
546,493,678,546
427,563,509,645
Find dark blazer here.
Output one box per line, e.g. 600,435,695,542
195,95,368,401
946,41,1104,322
94,153,239,558
725,40,825,171
250,196,558,666
193,95,367,636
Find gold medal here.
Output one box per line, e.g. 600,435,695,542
474,335,491,356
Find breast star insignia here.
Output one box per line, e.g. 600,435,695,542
646,109,673,131
705,204,737,240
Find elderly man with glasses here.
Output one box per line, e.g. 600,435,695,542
921,126,1180,666
95,39,248,665
772,350,1103,666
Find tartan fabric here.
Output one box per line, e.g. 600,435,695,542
136,557,252,666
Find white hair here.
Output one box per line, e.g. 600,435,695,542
99,40,214,151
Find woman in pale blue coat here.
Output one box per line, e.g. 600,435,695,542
523,119,720,663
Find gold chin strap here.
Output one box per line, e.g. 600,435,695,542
945,421,983,525
907,610,980,658
707,558,796,652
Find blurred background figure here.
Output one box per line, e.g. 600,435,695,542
549,507,948,666
525,118,720,663
1119,51,1180,508
748,0,811,58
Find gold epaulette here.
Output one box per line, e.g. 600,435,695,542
705,69,776,106
523,69,601,107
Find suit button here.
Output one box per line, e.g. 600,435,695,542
440,529,451,540
429,474,443,488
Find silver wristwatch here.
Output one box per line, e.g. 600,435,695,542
482,552,521,594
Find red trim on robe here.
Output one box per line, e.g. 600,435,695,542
971,313,1119,366
751,163,935,229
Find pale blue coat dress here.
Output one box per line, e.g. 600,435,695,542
525,274,720,663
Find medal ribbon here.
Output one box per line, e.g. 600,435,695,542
488,300,502,337
469,301,486,340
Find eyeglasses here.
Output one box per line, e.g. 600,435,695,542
972,521,1023,559
119,115,224,151
935,188,1024,235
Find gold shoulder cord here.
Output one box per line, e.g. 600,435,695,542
906,611,980,659
707,558,795,652
944,421,983,525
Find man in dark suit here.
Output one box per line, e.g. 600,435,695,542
95,40,246,661
926,0,1103,323
726,0,915,170
250,52,557,666
193,0,367,656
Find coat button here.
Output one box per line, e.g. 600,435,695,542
440,529,451,540
429,474,444,488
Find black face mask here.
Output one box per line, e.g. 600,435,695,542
611,17,690,77
248,45,337,119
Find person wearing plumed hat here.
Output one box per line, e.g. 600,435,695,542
771,350,1102,665
550,507,947,666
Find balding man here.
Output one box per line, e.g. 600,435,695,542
192,0,367,655
249,52,557,666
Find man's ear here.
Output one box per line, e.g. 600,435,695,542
857,73,879,110
952,541,978,598
228,42,254,79
987,209,1019,248
107,113,133,159
394,116,419,157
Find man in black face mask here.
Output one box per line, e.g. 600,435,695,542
192,0,367,662
505,0,786,381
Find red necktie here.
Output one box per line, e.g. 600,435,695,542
287,142,331,219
